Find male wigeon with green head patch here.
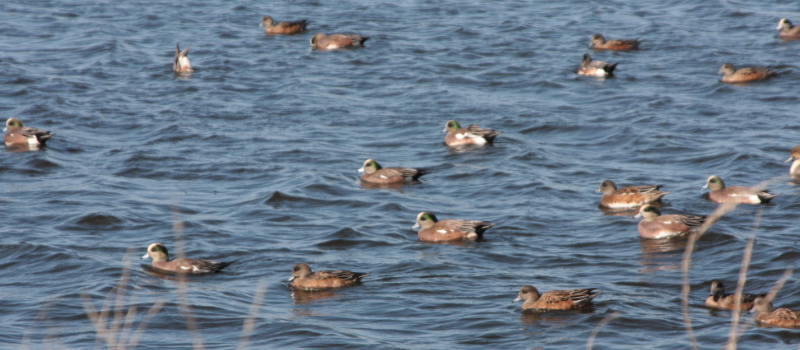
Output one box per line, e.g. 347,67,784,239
358,159,426,184
141,243,232,274
634,205,705,239
702,175,779,204
576,53,617,77
4,118,53,148
173,43,193,74
718,63,774,84
590,33,640,50
412,211,496,242
513,285,602,310
777,18,800,39
595,180,670,209
443,120,501,147
288,262,369,291
309,33,368,50
260,16,308,35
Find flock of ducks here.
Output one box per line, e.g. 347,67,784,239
6,14,800,330
577,18,800,82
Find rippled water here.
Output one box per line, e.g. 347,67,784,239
4,0,800,348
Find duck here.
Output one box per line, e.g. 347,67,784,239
412,211,496,242
776,18,800,39
309,33,368,50
260,16,308,35
634,205,705,239
702,175,779,204
595,180,670,209
513,285,602,310
590,34,640,50
173,43,193,73
784,145,800,177
4,118,53,148
752,296,800,328
288,262,369,290
704,280,765,310
577,53,617,77
718,63,774,84
141,243,232,274
358,159,426,184
443,120,501,147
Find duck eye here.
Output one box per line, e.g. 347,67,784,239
294,267,299,271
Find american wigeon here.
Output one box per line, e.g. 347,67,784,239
288,262,369,290
634,205,705,239
412,211,496,242
443,120,501,147
784,145,800,177
718,63,775,83
260,16,308,35
141,243,232,274
702,175,779,204
577,53,617,77
704,280,766,310
309,33,368,50
590,34,640,50
595,180,670,209
173,43,193,73
777,18,800,39
4,118,53,148
513,285,602,310
752,297,800,328
358,159,426,184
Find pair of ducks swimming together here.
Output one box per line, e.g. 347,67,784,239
140,243,368,290
596,174,780,239
577,18,800,82
172,16,368,73
259,16,368,50
706,280,800,328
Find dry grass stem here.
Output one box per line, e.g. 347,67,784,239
21,298,56,350
763,268,793,305
127,300,166,349
80,250,164,350
172,203,205,350
586,311,621,350
724,209,761,350
237,280,268,350
681,202,738,350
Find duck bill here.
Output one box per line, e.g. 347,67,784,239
701,184,708,190
593,188,602,193
512,296,521,303
784,156,794,163
141,253,150,260
357,167,364,173
633,213,642,219
411,223,420,229
287,276,296,282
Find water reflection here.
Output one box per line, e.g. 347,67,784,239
359,180,406,191
289,288,341,304
637,238,686,273
518,307,595,326
598,201,665,217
